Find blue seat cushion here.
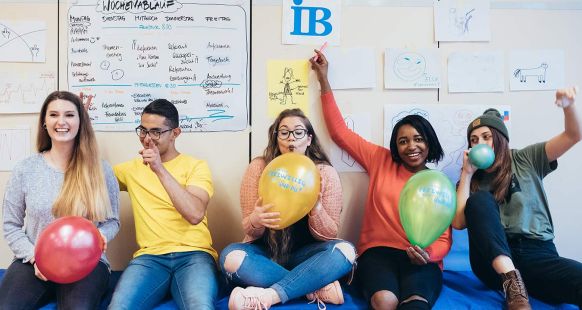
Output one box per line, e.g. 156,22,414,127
0,269,576,309
0,230,576,310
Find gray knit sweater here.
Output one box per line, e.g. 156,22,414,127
2,153,120,266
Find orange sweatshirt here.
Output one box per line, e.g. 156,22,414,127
321,91,452,267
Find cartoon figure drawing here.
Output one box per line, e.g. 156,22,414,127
282,68,296,105
513,63,548,83
269,67,307,105
449,8,476,35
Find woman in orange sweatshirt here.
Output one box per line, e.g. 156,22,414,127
311,50,452,310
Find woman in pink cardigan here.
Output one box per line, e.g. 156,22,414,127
220,108,356,310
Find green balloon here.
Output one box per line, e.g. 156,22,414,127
399,170,456,248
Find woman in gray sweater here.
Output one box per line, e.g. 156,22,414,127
0,91,120,309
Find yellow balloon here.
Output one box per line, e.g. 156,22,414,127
258,153,321,229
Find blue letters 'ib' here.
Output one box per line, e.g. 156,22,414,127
290,0,332,36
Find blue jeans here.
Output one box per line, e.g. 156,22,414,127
219,239,354,303
108,251,219,310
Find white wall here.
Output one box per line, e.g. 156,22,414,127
252,3,582,261
1,2,581,271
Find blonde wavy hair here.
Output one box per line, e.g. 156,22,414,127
37,91,112,222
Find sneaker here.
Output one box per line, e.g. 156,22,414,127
501,269,531,310
228,286,273,310
306,280,344,309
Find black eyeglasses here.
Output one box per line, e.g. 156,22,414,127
135,126,174,140
276,128,308,140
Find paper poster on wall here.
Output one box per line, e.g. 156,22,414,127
384,104,510,183
448,51,504,93
0,128,30,171
0,72,56,114
509,50,564,91
384,48,441,89
282,0,341,46
267,60,309,118
434,0,491,42
330,113,371,172
67,1,249,132
325,47,375,90
0,20,47,63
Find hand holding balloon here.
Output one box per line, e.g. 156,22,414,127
468,144,495,170
34,216,103,284
258,153,321,229
399,170,456,248
461,150,477,175
406,246,430,265
99,230,107,252
30,259,47,281
249,197,281,229
309,177,325,216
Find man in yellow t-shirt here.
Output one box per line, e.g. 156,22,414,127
109,99,218,310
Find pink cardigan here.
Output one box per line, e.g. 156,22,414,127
240,157,343,243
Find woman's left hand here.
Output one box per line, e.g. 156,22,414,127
309,177,325,215
99,230,107,253
406,245,430,265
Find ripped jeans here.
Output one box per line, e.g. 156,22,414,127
219,239,354,303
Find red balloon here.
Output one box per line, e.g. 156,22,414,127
34,216,103,284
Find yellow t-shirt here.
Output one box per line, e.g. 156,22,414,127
114,154,217,260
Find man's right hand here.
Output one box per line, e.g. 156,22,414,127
139,140,164,173
79,92,94,112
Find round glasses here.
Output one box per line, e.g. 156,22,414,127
135,126,174,140
276,128,308,140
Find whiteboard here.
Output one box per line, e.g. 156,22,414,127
67,1,249,132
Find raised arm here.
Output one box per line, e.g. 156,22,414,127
310,50,381,170
452,150,477,230
310,50,331,94
546,86,581,162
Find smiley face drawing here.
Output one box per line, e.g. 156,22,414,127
393,52,426,81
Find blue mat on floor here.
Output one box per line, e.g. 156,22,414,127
1,230,576,309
